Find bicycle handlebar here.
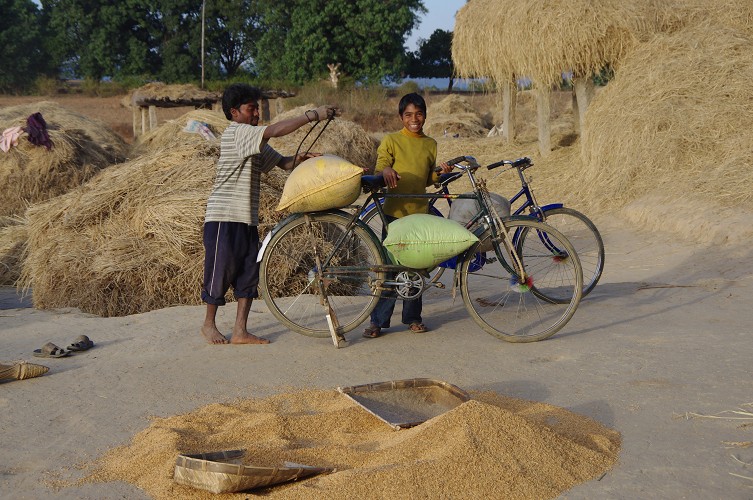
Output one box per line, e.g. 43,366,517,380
487,156,532,171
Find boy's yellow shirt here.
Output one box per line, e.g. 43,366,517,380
375,127,438,218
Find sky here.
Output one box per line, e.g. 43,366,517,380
405,0,467,52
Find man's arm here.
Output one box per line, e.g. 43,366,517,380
262,105,338,139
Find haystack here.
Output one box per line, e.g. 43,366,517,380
131,108,228,156
127,82,221,108
0,102,127,218
20,142,287,317
0,217,25,285
424,94,489,139
452,0,650,152
268,105,378,169
581,19,753,210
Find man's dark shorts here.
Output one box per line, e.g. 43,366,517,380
202,222,260,306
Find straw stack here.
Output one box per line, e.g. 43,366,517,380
20,141,289,317
424,94,489,139
0,102,127,218
0,217,26,285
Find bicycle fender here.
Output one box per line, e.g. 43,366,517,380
541,203,564,211
257,212,306,263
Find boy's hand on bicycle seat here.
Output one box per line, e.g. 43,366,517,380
381,166,401,189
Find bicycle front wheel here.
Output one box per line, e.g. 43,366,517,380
519,207,604,300
259,212,385,338
461,219,583,342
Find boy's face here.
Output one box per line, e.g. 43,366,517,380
400,103,425,134
231,100,260,125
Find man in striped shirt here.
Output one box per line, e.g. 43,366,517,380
201,83,338,345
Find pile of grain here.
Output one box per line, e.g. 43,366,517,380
20,142,287,317
424,94,489,139
85,389,620,499
0,102,127,218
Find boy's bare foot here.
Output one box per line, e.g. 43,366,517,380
230,331,270,344
201,326,229,344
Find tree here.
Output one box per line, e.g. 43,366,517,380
204,0,262,77
407,29,455,92
43,0,159,80
254,0,426,84
0,0,50,92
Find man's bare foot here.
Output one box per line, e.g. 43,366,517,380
230,331,270,344
201,326,229,344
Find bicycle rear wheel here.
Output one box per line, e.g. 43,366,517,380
461,219,582,342
519,207,604,300
259,212,385,338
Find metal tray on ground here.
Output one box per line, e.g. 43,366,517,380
337,378,470,430
173,449,333,494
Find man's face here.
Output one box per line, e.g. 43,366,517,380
232,101,260,125
400,103,425,134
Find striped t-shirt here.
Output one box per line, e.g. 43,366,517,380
205,122,283,225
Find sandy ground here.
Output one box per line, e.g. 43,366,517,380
1,213,753,499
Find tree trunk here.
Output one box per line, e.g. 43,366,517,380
447,76,454,93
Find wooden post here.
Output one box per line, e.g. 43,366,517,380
536,86,551,156
132,106,139,139
573,76,595,135
275,97,284,118
148,106,158,130
141,107,148,135
261,98,270,122
501,79,517,142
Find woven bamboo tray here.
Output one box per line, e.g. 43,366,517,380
337,378,470,430
173,449,333,494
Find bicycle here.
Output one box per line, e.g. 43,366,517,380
257,155,583,346
360,156,604,300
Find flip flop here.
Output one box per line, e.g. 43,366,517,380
408,322,428,333
67,335,94,352
363,324,381,338
33,342,70,358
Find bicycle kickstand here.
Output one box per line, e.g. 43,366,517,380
322,294,348,348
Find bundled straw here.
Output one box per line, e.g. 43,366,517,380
452,0,650,87
580,17,753,211
0,361,49,381
0,102,127,218
0,217,26,285
131,109,229,156
21,141,287,317
424,94,489,139
268,105,378,169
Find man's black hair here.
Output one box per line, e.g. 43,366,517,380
398,92,427,116
222,83,262,120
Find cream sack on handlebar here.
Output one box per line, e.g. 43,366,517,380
448,193,510,253
383,214,479,269
276,155,363,212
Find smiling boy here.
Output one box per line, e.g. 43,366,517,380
363,93,452,338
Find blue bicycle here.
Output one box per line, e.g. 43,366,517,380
360,156,604,299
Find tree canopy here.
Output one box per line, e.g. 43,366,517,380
407,29,455,91
3,0,430,92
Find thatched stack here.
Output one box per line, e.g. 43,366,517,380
131,109,228,156
452,0,648,86
21,140,288,317
0,217,25,285
580,11,753,212
0,102,127,218
268,105,378,169
127,82,221,108
425,94,489,138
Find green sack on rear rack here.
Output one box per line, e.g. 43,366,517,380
383,214,479,269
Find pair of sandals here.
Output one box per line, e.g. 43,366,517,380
362,322,428,338
33,335,95,358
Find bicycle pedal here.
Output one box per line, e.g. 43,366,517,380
432,282,446,289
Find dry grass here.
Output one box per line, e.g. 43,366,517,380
130,108,229,156
0,217,26,285
20,142,288,317
453,0,649,86
0,102,127,218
